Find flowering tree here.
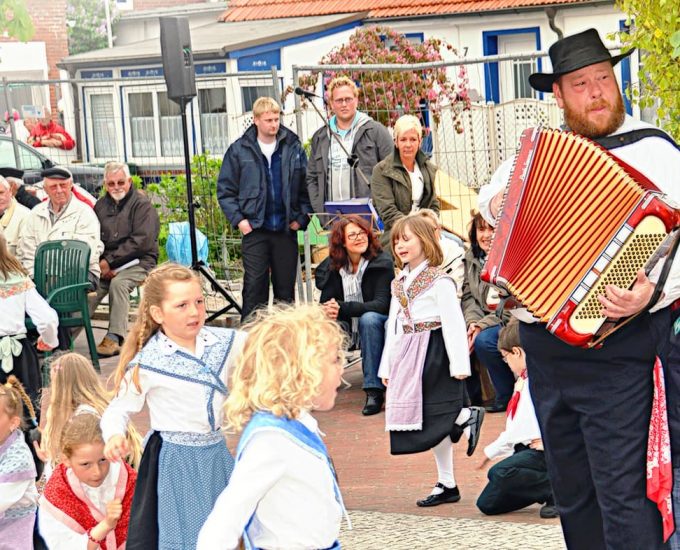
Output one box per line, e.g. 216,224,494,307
291,26,471,133
67,0,117,55
0,0,34,41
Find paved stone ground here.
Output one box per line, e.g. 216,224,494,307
77,321,566,549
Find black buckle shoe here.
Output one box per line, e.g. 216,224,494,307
416,483,460,507
463,406,485,456
362,390,384,416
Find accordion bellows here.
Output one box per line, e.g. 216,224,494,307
482,127,680,347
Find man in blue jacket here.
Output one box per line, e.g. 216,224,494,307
218,97,312,321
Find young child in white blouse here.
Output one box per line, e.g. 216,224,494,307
0,376,39,549
476,319,557,518
39,412,136,550
379,215,485,507
101,263,247,550
197,304,349,550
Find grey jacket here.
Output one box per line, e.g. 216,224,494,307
371,149,440,247
306,116,393,213
461,248,511,330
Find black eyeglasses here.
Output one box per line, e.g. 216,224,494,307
346,231,367,242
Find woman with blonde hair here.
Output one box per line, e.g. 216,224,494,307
38,352,141,472
198,304,349,550
102,263,246,550
371,114,440,247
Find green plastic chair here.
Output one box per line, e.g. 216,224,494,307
26,240,100,371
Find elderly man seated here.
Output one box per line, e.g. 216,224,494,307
17,167,103,288
0,174,30,256
0,167,41,209
90,161,160,357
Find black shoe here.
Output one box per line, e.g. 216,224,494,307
463,406,485,457
416,483,461,507
539,504,559,518
484,402,508,413
362,390,384,416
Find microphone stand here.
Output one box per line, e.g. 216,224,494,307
177,96,242,321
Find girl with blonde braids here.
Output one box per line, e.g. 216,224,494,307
0,376,39,547
37,352,141,474
198,304,349,550
101,263,247,550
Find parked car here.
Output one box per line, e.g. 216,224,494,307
0,135,104,194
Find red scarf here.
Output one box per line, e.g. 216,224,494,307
506,370,527,420
647,357,674,542
42,462,136,549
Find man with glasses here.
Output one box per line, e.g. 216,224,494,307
306,76,393,213
90,162,159,357
18,167,103,289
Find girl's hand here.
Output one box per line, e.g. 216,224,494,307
454,374,469,380
36,338,54,352
382,378,389,387
104,499,123,529
33,439,48,463
104,435,129,462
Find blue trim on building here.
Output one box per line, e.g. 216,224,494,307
195,62,227,75
121,67,164,78
228,20,362,60
482,27,542,103
619,19,633,115
81,70,113,80
236,49,281,72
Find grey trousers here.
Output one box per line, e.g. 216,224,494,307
88,265,148,338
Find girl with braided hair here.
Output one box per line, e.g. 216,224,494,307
101,263,246,550
0,375,39,547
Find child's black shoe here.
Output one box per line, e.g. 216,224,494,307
416,483,460,507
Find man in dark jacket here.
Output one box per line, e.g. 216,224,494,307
91,161,160,357
218,97,312,321
306,76,393,213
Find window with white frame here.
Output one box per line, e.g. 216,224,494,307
498,33,538,102
89,93,118,159
158,92,182,157
198,87,228,155
128,91,156,157
239,77,276,113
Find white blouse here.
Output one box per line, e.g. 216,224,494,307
39,462,120,550
197,412,343,550
0,282,58,346
101,328,247,442
378,261,471,379
408,163,424,211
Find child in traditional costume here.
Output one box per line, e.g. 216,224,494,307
36,353,141,478
39,412,136,549
197,304,349,550
0,232,57,410
379,215,485,507
476,319,557,518
102,263,246,550
0,376,38,548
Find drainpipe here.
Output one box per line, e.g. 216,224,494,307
545,7,564,40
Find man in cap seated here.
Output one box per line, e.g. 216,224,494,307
0,167,41,210
0,174,30,256
17,166,103,289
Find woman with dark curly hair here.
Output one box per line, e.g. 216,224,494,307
315,215,394,415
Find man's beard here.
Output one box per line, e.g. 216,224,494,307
563,93,625,139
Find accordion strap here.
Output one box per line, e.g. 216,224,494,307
595,129,679,152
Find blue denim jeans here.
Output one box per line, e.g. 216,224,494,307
475,325,515,406
358,311,388,391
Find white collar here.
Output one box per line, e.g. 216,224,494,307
156,327,217,357
299,410,323,436
400,260,429,288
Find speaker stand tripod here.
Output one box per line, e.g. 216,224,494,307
177,97,241,322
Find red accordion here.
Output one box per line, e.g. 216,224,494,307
481,127,680,348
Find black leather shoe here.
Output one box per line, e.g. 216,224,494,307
416,483,460,507
539,504,559,518
464,406,485,456
362,390,384,416
484,402,508,413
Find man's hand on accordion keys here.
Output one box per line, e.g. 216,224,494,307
597,269,656,320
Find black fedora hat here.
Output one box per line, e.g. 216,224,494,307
529,28,634,93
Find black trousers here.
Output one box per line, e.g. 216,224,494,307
520,316,667,550
476,446,553,515
240,228,298,322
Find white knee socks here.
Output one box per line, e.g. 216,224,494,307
455,407,472,440
431,436,455,494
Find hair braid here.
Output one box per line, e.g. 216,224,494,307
5,375,36,427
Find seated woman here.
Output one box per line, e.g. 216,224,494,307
462,212,513,413
371,114,440,248
315,214,394,416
